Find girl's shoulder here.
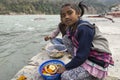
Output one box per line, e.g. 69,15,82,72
77,20,94,29
79,19,90,24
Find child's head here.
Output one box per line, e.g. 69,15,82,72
60,1,87,26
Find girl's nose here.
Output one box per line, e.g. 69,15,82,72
65,14,69,19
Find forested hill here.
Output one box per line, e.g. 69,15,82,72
0,0,120,15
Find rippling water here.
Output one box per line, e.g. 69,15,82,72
0,15,60,80
0,15,120,80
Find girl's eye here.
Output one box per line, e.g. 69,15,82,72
61,11,73,18
67,10,73,15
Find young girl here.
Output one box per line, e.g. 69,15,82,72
44,23,74,57
57,1,114,80
44,22,67,45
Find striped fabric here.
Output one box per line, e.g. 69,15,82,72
89,50,114,67
81,60,108,79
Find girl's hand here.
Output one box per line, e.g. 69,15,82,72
57,66,66,73
44,36,51,41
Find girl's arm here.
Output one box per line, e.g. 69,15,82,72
44,26,60,41
49,26,60,39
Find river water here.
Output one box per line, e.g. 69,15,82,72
0,15,60,80
0,15,120,80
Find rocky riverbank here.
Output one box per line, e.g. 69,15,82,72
11,17,120,80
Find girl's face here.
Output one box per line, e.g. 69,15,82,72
61,6,80,26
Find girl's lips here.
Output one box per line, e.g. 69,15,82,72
65,19,72,24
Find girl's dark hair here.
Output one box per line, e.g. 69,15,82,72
59,22,66,37
61,1,88,17
78,1,88,17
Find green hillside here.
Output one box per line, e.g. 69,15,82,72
0,0,119,14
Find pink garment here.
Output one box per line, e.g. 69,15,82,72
81,60,108,79
89,50,114,66
49,26,60,39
